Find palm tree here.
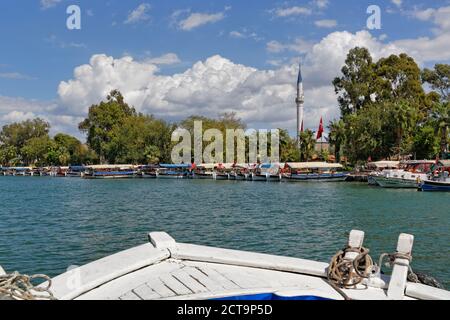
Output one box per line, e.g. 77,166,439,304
431,102,450,158
299,130,316,162
328,120,346,163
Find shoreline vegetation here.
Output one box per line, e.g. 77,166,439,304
0,47,449,168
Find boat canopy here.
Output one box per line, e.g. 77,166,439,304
86,165,135,170
196,163,216,170
368,161,400,169
260,163,280,169
285,162,343,170
159,164,191,169
437,160,450,168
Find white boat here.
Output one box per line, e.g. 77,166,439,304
157,164,191,179
251,163,282,182
372,161,434,188
367,161,400,186
6,230,447,300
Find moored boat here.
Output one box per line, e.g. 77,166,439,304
67,166,86,177
284,162,348,182
191,164,215,180
419,160,450,192
372,160,434,188
83,165,137,179
157,164,191,179
139,165,159,178
366,161,400,186
6,229,448,300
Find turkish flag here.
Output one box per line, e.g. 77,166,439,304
316,117,324,140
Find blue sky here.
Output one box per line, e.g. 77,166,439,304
0,0,449,137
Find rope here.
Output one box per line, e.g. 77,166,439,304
0,272,56,300
327,246,374,289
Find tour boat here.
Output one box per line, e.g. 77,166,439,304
419,160,450,192
229,164,250,181
5,230,448,301
191,164,215,180
250,163,282,182
366,161,400,186
139,165,159,178
215,163,233,181
67,166,86,177
83,165,137,179
284,163,349,182
157,164,191,179
372,160,434,188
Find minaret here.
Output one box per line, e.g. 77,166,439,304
296,63,305,154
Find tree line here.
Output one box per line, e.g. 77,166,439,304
328,47,449,164
1,47,448,167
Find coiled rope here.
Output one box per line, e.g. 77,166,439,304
0,272,56,300
327,246,374,289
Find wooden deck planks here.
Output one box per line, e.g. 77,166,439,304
133,284,161,300
185,267,225,292
159,274,193,296
171,270,209,294
195,266,241,290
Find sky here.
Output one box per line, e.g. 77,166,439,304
0,0,450,139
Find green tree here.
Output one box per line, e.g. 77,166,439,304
332,47,375,116
299,130,315,162
328,120,345,163
79,90,137,163
422,64,450,102
412,125,440,160
21,136,56,166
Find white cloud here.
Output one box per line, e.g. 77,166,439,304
0,72,35,80
145,53,181,65
314,19,337,28
267,38,314,54
314,0,329,9
124,3,151,24
274,6,312,17
178,12,225,31
40,0,61,10
411,6,450,31
229,31,245,39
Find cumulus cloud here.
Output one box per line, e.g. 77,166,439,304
314,0,329,9
391,0,402,8
59,29,450,133
411,5,450,31
0,96,84,138
124,3,151,24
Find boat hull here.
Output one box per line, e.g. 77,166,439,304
288,173,349,182
420,180,450,192
373,176,419,188
215,174,229,181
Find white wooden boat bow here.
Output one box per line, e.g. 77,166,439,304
4,231,448,301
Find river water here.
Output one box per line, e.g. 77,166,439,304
0,177,448,288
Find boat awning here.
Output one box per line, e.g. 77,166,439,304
438,160,450,168
285,162,343,170
159,164,191,169
86,165,135,170
196,163,216,169
368,161,400,169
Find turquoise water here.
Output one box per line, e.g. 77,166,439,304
0,177,449,288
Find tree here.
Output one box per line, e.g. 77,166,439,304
328,120,345,163
299,130,315,162
79,90,137,163
333,47,375,116
278,129,299,162
430,103,450,158
422,64,450,102
412,125,440,160
21,136,56,166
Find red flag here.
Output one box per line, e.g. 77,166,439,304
316,117,324,140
